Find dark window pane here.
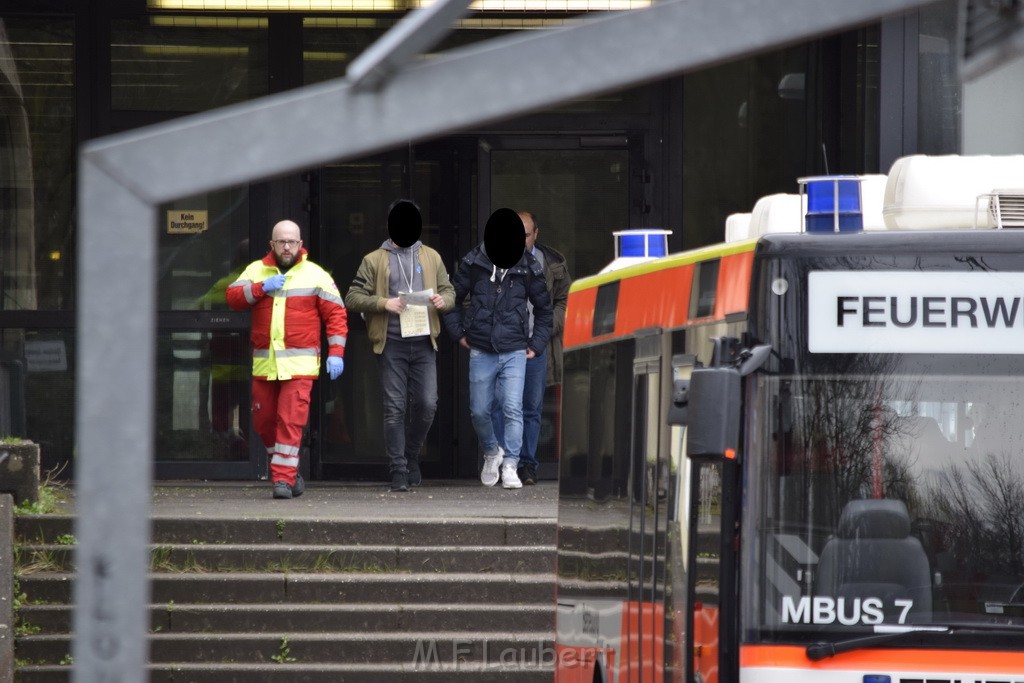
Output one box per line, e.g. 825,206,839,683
491,148,628,280
0,18,75,311
692,258,719,318
156,330,250,462
112,17,268,112
303,17,649,113
1,328,75,473
593,281,619,337
159,187,251,312
317,158,404,465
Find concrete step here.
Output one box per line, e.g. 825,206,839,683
16,631,556,666
12,489,559,681
15,515,555,547
17,542,555,574
16,661,556,682
20,571,555,605
19,602,556,635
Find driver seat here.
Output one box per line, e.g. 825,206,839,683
816,499,932,622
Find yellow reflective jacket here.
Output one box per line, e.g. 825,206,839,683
226,250,348,380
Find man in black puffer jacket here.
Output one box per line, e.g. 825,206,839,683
444,209,553,490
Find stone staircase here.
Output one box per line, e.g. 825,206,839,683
13,512,557,681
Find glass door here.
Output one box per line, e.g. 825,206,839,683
314,135,641,482
154,185,258,480
315,152,406,481
410,139,477,479
480,135,641,479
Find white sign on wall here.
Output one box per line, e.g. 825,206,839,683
166,210,208,234
25,339,68,372
808,270,1024,354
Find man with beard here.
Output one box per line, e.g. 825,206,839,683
345,200,455,492
444,208,553,489
227,219,348,499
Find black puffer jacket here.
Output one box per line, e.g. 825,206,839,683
444,245,553,354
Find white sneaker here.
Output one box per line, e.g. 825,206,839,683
501,463,522,489
481,447,503,487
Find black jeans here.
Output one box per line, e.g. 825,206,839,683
378,337,438,473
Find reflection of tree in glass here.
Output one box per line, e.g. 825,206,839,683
922,454,1024,580
787,353,920,527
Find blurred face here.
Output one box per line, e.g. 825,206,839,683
521,213,538,252
484,208,525,269
388,200,422,248
270,220,302,268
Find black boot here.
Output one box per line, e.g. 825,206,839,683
407,459,422,487
390,470,410,493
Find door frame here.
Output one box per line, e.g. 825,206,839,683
474,133,647,481
310,140,478,481
307,132,649,482
410,137,478,480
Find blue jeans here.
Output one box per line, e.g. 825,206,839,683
469,348,526,468
378,337,438,473
492,349,545,469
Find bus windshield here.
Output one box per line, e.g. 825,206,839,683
747,359,1024,643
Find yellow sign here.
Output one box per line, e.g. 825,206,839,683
167,210,209,234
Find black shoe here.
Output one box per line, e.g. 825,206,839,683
407,460,422,487
390,471,410,493
292,474,305,498
272,481,293,499
521,465,537,486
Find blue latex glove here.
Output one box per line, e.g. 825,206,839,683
262,273,286,293
327,356,344,380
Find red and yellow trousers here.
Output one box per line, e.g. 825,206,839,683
252,377,313,486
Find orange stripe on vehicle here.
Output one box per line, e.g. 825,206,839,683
563,239,757,348
568,238,757,293
617,601,665,681
615,263,694,337
740,644,1024,672
694,606,720,683
564,287,598,349
713,250,754,319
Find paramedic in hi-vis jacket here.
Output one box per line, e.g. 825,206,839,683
227,219,348,499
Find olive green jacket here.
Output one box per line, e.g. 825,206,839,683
344,243,455,354
535,243,571,385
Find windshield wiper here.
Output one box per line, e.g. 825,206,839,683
805,622,1024,661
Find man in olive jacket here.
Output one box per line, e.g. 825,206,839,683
345,200,455,492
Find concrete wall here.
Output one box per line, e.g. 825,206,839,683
0,493,13,683
963,53,1024,154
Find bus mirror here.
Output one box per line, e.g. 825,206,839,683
667,379,690,425
738,344,772,376
686,367,741,460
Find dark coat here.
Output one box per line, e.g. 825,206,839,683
443,245,553,354
534,243,571,385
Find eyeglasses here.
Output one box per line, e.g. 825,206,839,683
272,239,301,247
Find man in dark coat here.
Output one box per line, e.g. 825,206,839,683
444,208,553,489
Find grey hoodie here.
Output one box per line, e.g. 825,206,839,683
382,239,424,340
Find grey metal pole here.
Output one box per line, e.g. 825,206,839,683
346,0,475,90
71,159,157,681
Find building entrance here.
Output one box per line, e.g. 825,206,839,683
314,141,471,482
478,135,638,479
150,133,637,482
314,134,637,482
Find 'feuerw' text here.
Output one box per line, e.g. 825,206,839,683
808,271,1024,354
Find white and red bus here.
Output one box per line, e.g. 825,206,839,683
554,155,1024,682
